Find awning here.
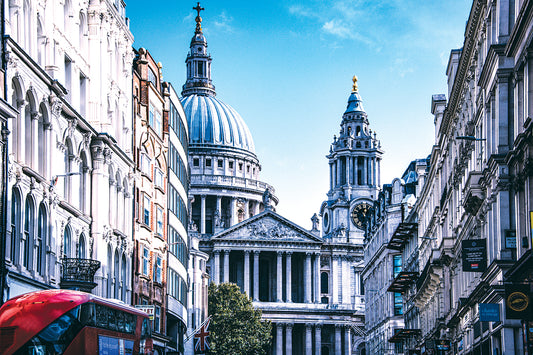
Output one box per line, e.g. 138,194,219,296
387,271,419,293
387,222,418,250
388,329,421,343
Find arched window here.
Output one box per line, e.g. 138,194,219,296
10,188,22,264
79,11,88,54
107,245,113,297
64,139,74,202
114,249,120,299
38,103,48,176
121,254,127,302
78,234,86,259
321,272,329,294
37,15,44,66
122,179,129,232
23,0,31,52
24,93,33,167
63,0,72,33
115,172,122,230
23,196,35,269
11,78,24,161
108,166,115,228
37,203,47,275
79,152,88,213
63,225,72,258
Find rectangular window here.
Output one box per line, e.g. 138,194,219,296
156,206,163,237
218,159,223,168
154,110,162,135
206,158,211,167
143,195,151,226
154,168,164,189
142,248,149,276
79,73,87,117
148,67,157,88
394,292,403,315
149,104,155,127
154,305,161,333
65,56,72,102
141,153,151,176
193,158,199,167
229,161,234,169
154,255,162,283
393,255,402,277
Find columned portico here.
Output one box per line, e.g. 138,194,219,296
285,252,292,302
244,250,250,295
223,249,229,283
332,256,339,303
315,325,322,355
305,324,313,355
276,251,283,302
276,323,283,355
335,325,342,354
314,253,320,303
253,250,260,301
285,323,293,355
344,327,351,355
213,250,220,284
304,253,312,303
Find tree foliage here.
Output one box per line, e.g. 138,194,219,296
207,283,272,355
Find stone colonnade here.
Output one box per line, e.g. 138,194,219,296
274,323,352,355
212,249,321,303
194,194,262,234
329,156,380,189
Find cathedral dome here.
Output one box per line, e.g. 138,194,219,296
181,94,256,153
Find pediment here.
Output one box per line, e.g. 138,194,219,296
212,211,322,244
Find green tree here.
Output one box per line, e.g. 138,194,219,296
207,282,272,355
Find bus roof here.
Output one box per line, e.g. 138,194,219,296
0,289,150,354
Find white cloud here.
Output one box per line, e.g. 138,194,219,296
213,11,235,33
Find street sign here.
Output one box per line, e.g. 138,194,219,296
505,230,516,249
505,284,532,320
462,239,487,272
479,303,500,322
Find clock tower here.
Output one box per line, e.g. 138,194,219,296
320,76,383,244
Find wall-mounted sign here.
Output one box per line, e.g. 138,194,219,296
462,239,487,272
135,305,155,320
479,303,500,322
505,230,516,249
505,284,532,320
435,339,451,351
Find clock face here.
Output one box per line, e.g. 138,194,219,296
351,202,372,230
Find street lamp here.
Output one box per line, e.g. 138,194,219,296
50,172,81,188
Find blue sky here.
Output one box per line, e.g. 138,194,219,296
127,0,472,228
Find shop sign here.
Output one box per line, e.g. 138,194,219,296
479,303,500,322
462,239,487,272
435,339,450,350
505,230,516,249
505,284,532,320
135,305,155,320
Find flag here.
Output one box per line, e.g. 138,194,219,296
194,317,210,354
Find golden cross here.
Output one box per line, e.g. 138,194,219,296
193,2,204,17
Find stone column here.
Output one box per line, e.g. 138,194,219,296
377,158,381,187
336,160,341,186
244,250,250,295
244,199,249,219
346,156,351,186
253,250,260,301
314,253,321,303
223,250,230,283
200,195,206,234
277,251,283,302
332,256,339,304
216,196,222,216
305,324,313,355
304,252,312,303
335,325,342,355
329,162,333,190
253,201,260,216
285,323,293,355
372,157,376,186
276,323,283,355
213,250,220,284
285,252,292,302
230,197,236,226
344,326,352,355
315,325,322,355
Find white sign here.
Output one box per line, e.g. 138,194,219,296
135,305,155,320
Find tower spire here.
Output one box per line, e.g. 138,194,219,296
182,3,216,97
193,2,204,33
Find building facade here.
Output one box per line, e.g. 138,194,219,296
1,0,134,302
395,1,533,354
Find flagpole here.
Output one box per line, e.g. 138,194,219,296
185,315,212,343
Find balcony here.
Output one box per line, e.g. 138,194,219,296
387,271,419,293
190,174,276,197
60,258,101,292
387,222,418,250
463,171,484,215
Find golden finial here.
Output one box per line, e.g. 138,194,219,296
352,75,358,92
193,2,205,33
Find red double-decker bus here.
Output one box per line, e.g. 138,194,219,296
0,289,153,355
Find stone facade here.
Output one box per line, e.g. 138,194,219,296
1,0,134,303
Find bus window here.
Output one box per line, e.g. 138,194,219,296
141,317,151,339
15,306,83,355
80,303,95,326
